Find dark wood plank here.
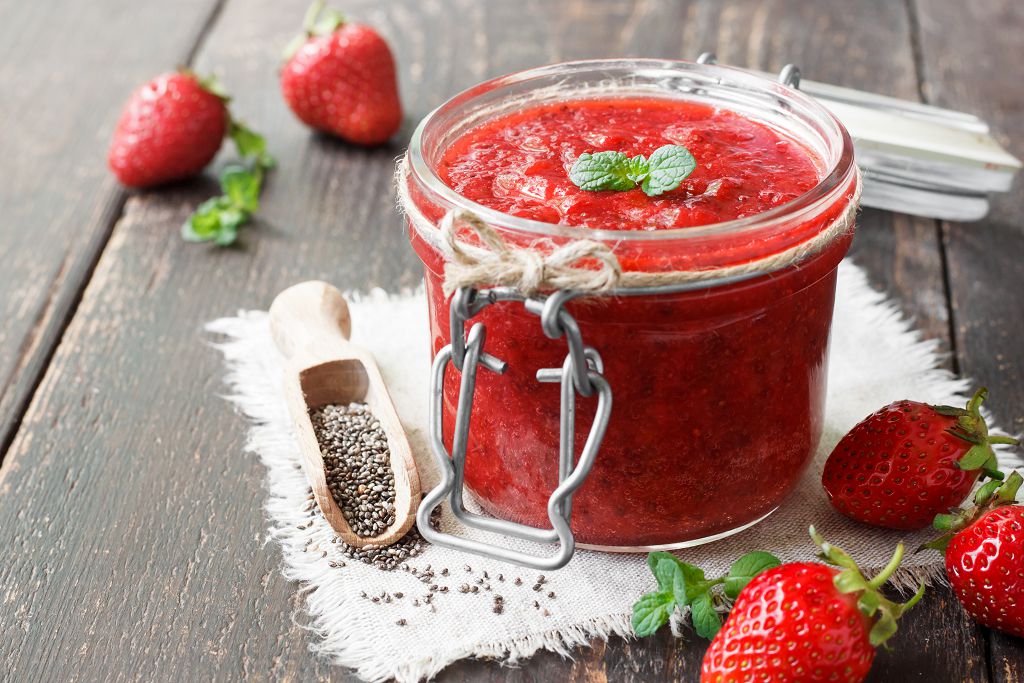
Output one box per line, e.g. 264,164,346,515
0,0,224,456
911,0,1024,680
0,0,982,681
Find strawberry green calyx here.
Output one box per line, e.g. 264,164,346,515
810,526,924,647
926,470,1024,553
932,388,1019,479
283,1,345,61
188,70,230,100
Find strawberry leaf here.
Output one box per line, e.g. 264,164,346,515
631,591,675,637
689,592,721,639
724,551,781,599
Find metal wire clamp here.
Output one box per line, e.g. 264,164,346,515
415,287,612,570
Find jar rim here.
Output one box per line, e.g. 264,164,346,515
407,58,856,242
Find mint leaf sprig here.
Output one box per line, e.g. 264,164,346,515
631,550,781,639
569,144,697,197
182,121,275,247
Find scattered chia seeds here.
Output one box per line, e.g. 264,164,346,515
303,408,565,616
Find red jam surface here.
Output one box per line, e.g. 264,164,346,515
410,97,855,547
437,98,820,229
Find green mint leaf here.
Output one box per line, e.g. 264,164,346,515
640,144,697,197
181,174,258,248
675,565,708,605
214,222,241,246
213,206,248,246
182,197,230,241
569,151,634,192
220,165,262,213
646,552,706,605
647,552,682,593
626,154,649,183
689,592,722,640
724,551,781,599
631,592,675,637
229,121,275,169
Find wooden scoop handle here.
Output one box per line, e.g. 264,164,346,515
269,281,354,369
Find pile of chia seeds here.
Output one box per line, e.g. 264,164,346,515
310,402,396,537
307,401,436,570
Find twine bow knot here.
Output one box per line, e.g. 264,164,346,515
439,210,623,296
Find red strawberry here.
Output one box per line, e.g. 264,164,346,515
929,471,1024,637
822,388,1017,530
108,72,228,188
701,528,922,683
280,2,402,145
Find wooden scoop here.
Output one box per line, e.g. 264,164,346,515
269,281,420,548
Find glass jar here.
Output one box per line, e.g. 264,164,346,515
403,59,857,550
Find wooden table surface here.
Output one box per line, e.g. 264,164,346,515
1,0,1022,680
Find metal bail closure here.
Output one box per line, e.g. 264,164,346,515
415,286,612,569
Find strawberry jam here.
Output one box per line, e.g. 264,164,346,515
437,99,820,230
406,65,857,549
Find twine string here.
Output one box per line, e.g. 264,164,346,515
397,158,862,297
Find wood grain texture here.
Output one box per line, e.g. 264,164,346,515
0,0,223,456
911,0,1024,679
0,0,1007,681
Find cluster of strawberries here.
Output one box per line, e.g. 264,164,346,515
107,2,400,244
822,388,1023,639
636,388,1022,683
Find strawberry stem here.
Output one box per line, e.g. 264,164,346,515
868,542,905,589
967,387,988,415
302,0,325,32
810,527,923,648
